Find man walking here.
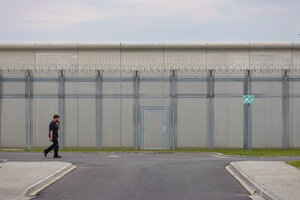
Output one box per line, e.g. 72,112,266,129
44,115,61,158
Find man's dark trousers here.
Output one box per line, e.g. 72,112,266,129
45,137,59,157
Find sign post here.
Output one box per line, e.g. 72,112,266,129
243,95,254,152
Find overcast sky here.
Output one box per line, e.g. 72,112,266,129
0,0,299,43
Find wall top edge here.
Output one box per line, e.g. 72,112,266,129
0,43,300,51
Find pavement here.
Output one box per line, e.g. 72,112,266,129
228,161,300,200
0,161,75,200
0,152,300,200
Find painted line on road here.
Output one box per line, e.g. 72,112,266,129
108,155,122,158
211,153,230,159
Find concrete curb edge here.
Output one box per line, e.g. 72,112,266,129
20,163,76,198
227,162,279,200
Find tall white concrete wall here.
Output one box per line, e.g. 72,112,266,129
102,75,134,148
289,74,300,148
176,73,208,147
0,71,300,149
214,74,244,148
1,43,300,149
251,74,283,148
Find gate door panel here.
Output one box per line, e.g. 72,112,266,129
141,106,170,149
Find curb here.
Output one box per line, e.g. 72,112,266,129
0,159,7,163
227,162,278,200
20,163,76,197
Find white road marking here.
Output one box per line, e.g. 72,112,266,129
108,155,121,158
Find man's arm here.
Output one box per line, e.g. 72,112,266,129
50,130,53,141
57,121,60,130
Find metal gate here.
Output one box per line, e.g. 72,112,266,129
140,106,170,149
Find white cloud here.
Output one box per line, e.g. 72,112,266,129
0,1,115,29
120,0,231,21
0,0,298,42
0,0,235,30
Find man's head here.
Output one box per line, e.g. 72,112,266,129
53,114,60,122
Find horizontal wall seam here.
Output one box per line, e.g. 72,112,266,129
0,94,298,98
2,77,298,82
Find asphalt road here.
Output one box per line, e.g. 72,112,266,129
1,152,299,200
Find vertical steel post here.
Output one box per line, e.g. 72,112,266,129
208,70,214,149
171,70,176,150
134,70,139,150
243,70,250,149
26,70,32,150
283,70,288,149
243,70,252,151
59,70,65,149
247,70,251,152
96,70,103,149
0,72,2,149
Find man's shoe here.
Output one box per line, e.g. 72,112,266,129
54,155,62,158
44,149,47,157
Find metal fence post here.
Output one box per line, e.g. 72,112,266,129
247,70,251,152
171,70,176,150
134,70,139,150
26,70,32,150
243,70,251,150
208,70,214,149
0,72,2,149
283,70,288,149
96,70,103,149
59,70,65,149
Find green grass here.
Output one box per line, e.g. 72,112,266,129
1,148,300,156
178,148,300,156
286,161,300,169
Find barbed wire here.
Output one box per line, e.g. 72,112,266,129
0,58,299,74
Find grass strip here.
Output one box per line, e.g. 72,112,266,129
286,161,300,169
1,148,300,156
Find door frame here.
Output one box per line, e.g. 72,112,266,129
140,106,170,150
